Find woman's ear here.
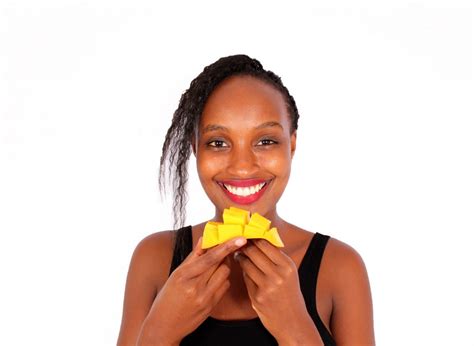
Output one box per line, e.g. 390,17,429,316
290,130,297,158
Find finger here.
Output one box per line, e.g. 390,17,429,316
242,269,258,298
241,242,276,275
182,236,205,265
235,253,266,286
210,279,231,307
240,271,260,314
207,237,247,262
252,238,288,266
199,237,247,282
205,262,231,294
186,236,247,278
224,254,232,267
191,236,206,257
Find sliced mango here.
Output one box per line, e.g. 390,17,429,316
202,221,222,249
201,208,284,249
243,224,266,239
217,224,243,242
229,207,251,223
248,212,271,231
262,227,284,247
223,207,249,225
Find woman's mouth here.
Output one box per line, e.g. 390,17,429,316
217,179,271,205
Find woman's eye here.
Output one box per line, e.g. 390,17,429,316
258,139,277,146
207,140,228,148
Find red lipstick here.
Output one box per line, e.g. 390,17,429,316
217,179,271,205
219,179,267,187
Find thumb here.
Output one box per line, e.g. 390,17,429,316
191,236,206,257
182,236,205,265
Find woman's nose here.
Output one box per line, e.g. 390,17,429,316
227,145,259,176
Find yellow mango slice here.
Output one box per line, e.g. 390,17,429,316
262,227,284,247
201,208,284,249
248,212,271,231
223,208,249,225
229,207,251,223
202,222,222,249
217,224,244,242
243,224,266,239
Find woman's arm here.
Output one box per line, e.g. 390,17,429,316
327,239,375,345
116,231,174,346
117,231,248,345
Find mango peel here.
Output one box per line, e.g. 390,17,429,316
201,207,284,249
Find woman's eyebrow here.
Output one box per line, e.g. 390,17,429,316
201,124,228,134
255,121,283,130
201,121,283,134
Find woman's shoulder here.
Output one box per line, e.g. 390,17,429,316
321,235,372,318
134,229,175,259
321,235,375,343
117,230,178,345
129,230,176,287
292,224,369,290
323,236,368,279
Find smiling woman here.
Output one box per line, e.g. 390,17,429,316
194,75,295,213
117,55,375,346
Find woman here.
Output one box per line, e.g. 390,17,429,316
117,55,375,345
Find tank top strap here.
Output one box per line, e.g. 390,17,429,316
298,232,335,345
168,225,193,276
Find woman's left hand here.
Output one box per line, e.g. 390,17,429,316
235,239,320,344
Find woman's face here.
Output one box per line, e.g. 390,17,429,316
193,75,296,219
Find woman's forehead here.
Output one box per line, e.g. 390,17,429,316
198,75,290,132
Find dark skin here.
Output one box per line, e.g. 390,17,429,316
117,76,375,345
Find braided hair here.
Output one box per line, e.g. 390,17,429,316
159,54,300,254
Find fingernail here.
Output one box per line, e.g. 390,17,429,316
235,238,246,247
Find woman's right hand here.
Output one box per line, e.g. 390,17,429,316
137,235,247,346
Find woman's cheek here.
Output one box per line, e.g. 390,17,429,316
197,153,224,179
259,151,288,172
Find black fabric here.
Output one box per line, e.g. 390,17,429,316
169,225,193,277
299,232,336,345
168,225,336,346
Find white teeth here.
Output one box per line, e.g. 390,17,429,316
223,182,266,197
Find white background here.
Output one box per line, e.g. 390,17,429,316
1,1,473,345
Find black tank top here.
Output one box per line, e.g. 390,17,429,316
168,225,336,346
